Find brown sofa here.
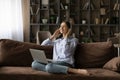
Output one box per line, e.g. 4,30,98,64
0,39,120,80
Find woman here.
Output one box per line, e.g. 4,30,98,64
31,21,89,75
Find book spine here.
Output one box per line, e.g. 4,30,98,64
30,7,34,15
36,7,40,15
56,16,59,24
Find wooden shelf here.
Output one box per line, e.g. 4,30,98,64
30,0,120,43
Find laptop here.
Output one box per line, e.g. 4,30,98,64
29,48,52,64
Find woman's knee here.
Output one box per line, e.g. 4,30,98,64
31,60,39,70
45,63,68,73
45,63,53,73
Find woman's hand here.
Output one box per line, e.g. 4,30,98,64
50,29,60,40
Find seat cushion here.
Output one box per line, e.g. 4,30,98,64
0,39,53,66
74,41,117,68
0,67,120,80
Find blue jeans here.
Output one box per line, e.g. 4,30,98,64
31,60,72,74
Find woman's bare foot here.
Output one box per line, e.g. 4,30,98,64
68,68,90,76
76,69,90,75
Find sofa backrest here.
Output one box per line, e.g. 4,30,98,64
0,39,117,68
0,39,53,67
74,41,117,68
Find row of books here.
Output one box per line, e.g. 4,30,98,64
60,3,69,10
113,3,119,10
82,1,95,10
82,0,120,10
94,17,119,24
30,7,40,15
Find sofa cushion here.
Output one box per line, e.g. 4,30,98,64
0,39,53,66
103,57,120,71
74,41,117,68
0,67,120,80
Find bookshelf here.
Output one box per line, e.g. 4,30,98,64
30,0,120,43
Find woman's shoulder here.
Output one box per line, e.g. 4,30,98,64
54,38,62,42
69,37,78,42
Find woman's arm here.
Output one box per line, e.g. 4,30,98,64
41,38,53,45
49,29,60,40
41,29,60,46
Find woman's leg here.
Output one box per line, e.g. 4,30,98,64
45,63,68,74
46,61,89,75
32,61,89,75
31,60,46,71
31,61,68,73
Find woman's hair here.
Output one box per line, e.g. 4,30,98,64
62,21,71,29
57,21,71,38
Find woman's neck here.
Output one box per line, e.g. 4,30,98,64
62,34,66,38
62,33,70,39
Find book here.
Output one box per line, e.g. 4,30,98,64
113,0,119,10
83,2,89,9
105,18,109,24
113,3,117,10
30,7,34,15
90,2,95,10
36,7,40,15
90,4,94,10
117,4,119,10
60,3,64,9
56,16,59,24
100,0,104,6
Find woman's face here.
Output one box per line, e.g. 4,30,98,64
59,22,69,34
